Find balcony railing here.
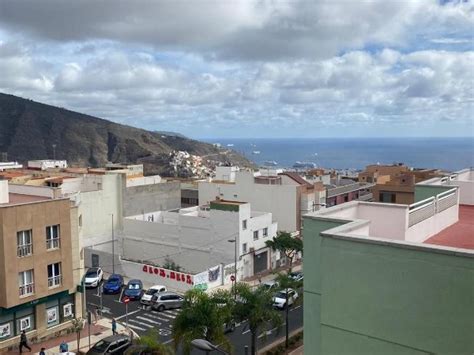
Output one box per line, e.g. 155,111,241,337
19,283,35,297
48,275,62,288
46,238,60,250
17,244,33,257
408,188,458,227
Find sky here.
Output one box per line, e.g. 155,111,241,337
0,0,472,139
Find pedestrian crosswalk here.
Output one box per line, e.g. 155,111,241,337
125,309,181,336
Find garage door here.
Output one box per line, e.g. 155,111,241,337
253,251,268,275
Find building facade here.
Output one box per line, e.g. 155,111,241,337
0,180,81,352
303,168,474,355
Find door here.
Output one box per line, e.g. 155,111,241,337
253,251,268,275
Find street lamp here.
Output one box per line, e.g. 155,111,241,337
227,238,237,298
191,339,229,355
111,213,115,275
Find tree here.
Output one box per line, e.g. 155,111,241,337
125,329,173,355
274,273,302,349
172,289,233,354
233,283,282,355
265,232,303,272
70,317,84,352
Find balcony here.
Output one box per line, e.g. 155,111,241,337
46,238,60,250
19,283,34,297
48,275,62,288
17,244,33,257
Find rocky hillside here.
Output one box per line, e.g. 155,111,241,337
0,93,253,176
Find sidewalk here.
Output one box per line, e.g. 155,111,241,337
27,318,134,354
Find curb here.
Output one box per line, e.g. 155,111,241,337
257,327,303,354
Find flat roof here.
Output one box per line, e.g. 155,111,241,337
424,205,474,250
0,193,51,206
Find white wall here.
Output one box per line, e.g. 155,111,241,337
199,171,298,232
126,175,162,187
357,202,408,241
0,180,8,203
9,184,59,198
449,180,474,205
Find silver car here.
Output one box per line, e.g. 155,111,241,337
151,291,184,312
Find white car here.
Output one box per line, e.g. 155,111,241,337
84,267,103,288
272,288,298,309
140,285,167,305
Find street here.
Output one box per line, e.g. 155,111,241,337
86,287,303,354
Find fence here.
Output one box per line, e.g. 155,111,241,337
408,188,457,227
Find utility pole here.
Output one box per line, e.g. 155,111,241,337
111,214,115,275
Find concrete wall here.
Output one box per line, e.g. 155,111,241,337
123,181,180,217
357,203,408,241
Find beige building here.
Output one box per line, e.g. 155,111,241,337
0,180,82,352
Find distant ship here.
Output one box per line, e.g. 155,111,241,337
227,144,234,147
264,160,278,166
293,161,317,169
252,151,261,155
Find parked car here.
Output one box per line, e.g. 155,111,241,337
272,288,299,309
289,271,303,282
140,285,167,305
86,334,131,354
260,280,279,291
151,291,184,311
123,279,144,300
84,267,104,288
103,274,124,294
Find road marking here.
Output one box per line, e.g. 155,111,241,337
130,319,153,328
151,311,176,320
136,316,162,326
163,339,173,344
258,325,283,339
144,313,170,322
290,305,302,312
242,329,251,335
167,309,180,315
128,324,147,332
115,309,141,320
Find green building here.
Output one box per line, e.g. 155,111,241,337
303,169,474,354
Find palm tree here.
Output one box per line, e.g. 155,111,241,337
70,317,84,352
172,289,233,354
274,273,302,349
233,283,282,355
265,232,303,272
125,329,173,355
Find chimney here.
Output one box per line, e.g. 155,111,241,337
0,179,8,204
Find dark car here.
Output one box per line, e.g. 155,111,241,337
123,279,143,300
86,334,131,354
289,271,303,282
103,274,124,294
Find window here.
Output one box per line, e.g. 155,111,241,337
380,192,396,203
17,230,33,257
19,270,34,297
242,219,247,230
253,230,259,241
46,225,60,250
263,228,268,237
48,263,61,288
78,215,82,227
242,243,248,254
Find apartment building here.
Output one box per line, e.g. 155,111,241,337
359,164,444,204
303,168,473,354
199,167,326,233
0,180,81,351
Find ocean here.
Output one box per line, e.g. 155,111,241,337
202,137,474,172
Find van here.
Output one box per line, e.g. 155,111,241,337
150,291,184,312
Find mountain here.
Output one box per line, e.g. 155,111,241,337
0,93,253,176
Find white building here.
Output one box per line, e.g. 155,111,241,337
28,160,68,170
199,169,326,233
0,162,23,171
122,199,279,285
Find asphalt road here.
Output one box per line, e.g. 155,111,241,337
85,287,303,354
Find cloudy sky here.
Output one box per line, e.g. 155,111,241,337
0,0,472,138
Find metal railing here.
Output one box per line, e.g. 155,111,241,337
19,283,35,297
17,244,33,257
46,238,60,250
408,188,458,227
48,275,62,288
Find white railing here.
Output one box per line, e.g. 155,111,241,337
408,188,458,227
19,283,35,297
48,276,62,288
17,244,33,257
46,238,60,250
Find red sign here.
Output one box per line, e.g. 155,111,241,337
230,275,236,282
123,297,130,304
